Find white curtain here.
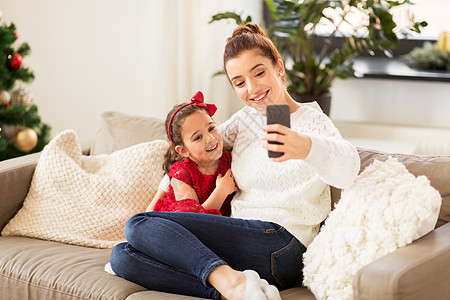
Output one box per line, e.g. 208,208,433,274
169,0,263,124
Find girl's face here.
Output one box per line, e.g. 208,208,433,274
176,110,223,168
225,49,286,115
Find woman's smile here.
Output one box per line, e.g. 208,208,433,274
250,90,269,104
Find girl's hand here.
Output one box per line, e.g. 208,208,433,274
264,124,311,162
216,168,237,195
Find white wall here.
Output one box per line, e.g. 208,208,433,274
0,0,261,142
330,78,450,155
2,0,173,141
330,78,450,129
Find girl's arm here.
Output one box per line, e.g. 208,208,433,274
171,177,199,201
172,170,236,211
145,189,168,212
202,169,237,211
145,174,170,211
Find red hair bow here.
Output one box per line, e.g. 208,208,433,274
190,91,217,117
167,91,217,145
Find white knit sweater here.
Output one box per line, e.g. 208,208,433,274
219,105,360,246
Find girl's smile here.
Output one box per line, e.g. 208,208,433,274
175,110,223,174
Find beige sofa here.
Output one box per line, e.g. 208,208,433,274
1,113,450,299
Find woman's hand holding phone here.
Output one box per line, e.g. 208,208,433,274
265,104,311,162
264,124,311,162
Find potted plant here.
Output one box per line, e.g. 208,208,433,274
210,0,427,115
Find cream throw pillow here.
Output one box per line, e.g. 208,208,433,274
1,130,169,248
90,111,167,155
303,157,442,300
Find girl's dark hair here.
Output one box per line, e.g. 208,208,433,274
223,22,285,83
162,103,209,173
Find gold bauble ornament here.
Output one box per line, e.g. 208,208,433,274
11,85,33,109
14,128,38,152
0,90,11,106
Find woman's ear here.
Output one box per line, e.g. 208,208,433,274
175,145,189,158
277,59,285,76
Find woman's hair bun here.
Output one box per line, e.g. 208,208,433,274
231,22,267,39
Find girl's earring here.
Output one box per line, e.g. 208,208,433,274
279,72,283,76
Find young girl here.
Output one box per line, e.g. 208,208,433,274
150,91,236,216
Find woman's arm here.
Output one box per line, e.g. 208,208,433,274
304,134,360,189
264,109,360,189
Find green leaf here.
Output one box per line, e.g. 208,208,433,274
212,70,225,77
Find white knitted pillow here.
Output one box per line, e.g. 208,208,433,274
303,157,441,300
1,130,168,248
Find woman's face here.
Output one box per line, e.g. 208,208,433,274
225,49,285,115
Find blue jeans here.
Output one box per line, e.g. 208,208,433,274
110,212,306,300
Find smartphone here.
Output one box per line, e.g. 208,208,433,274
266,104,291,158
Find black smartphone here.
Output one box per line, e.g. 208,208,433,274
266,104,290,158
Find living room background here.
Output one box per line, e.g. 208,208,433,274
1,0,449,154
0,0,262,142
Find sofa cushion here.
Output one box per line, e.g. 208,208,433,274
303,157,442,299
91,111,167,155
331,148,450,228
1,130,169,248
0,236,147,299
0,152,40,231
357,148,450,228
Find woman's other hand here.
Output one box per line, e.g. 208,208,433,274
264,124,311,162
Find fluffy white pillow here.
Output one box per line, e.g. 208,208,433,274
303,157,441,300
1,130,168,248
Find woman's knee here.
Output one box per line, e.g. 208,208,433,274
123,211,168,243
110,242,129,276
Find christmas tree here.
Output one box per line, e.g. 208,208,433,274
0,12,51,161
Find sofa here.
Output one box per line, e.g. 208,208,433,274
1,111,450,300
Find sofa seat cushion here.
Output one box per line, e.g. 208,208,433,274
0,236,148,299
125,286,315,300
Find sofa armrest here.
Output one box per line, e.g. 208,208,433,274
0,153,41,231
353,222,450,300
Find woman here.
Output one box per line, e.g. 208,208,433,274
110,23,360,300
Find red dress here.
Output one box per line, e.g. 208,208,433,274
154,152,232,216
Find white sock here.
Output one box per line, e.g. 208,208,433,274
262,284,281,300
260,279,269,288
104,262,117,276
243,270,267,300
259,278,281,300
